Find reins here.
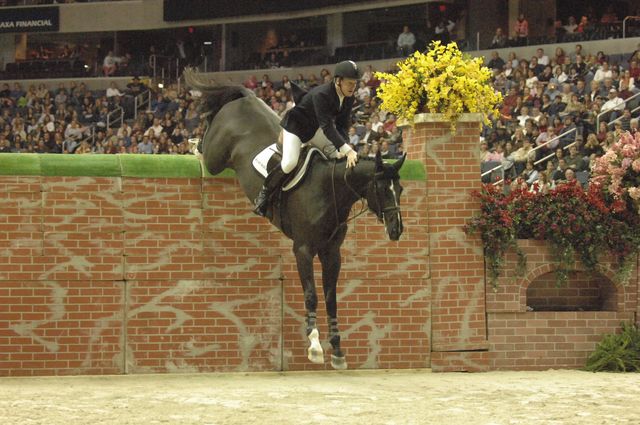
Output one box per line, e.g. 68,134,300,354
327,160,369,241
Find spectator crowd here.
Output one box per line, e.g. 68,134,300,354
1,34,640,193
481,41,640,191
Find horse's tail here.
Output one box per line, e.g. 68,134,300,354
183,68,254,121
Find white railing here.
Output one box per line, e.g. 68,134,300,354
596,91,640,131
149,54,182,85
531,127,578,166
134,90,151,119
623,16,640,38
481,127,578,185
106,107,123,129
78,123,96,148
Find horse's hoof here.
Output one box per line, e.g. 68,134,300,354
307,328,324,364
331,354,348,370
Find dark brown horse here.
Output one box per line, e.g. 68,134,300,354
185,71,405,369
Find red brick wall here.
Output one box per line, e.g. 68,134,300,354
487,239,638,370
405,115,489,372
2,119,639,376
0,174,430,376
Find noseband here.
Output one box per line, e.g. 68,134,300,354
371,171,401,223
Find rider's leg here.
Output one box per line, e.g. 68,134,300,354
307,128,339,159
252,130,301,216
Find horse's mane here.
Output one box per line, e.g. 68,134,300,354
183,68,254,120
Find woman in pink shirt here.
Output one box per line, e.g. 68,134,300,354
514,14,529,46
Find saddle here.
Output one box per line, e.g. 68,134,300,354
252,142,327,192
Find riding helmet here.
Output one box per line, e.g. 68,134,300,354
334,60,362,80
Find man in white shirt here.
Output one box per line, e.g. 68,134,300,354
536,48,549,66
593,62,613,83
144,118,164,138
397,25,416,56
601,88,625,121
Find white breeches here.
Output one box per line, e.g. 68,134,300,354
281,129,338,174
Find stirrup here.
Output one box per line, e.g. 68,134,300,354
253,189,269,217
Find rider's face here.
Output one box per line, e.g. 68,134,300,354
338,78,357,97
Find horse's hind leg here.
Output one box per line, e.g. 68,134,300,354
318,236,347,370
293,242,323,364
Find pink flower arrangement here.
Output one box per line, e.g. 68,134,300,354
592,131,640,212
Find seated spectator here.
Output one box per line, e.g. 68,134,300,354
530,171,552,193
548,95,567,118
144,117,163,137
397,25,416,56
434,19,455,44
126,76,146,96
563,16,578,34
600,88,625,121
566,144,586,171
535,48,550,66
102,51,120,77
137,135,154,154
510,138,536,174
380,140,394,159
593,62,612,83
583,133,604,161
552,158,570,181
487,51,505,71
479,140,490,162
490,28,507,49
360,121,380,145
106,82,123,98
485,143,505,163
521,161,539,186
356,81,371,102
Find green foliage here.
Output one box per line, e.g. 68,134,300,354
585,322,640,372
465,181,640,287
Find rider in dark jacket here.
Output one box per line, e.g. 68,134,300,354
253,60,361,217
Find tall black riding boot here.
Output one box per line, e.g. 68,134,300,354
253,167,288,217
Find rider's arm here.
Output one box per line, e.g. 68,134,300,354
312,90,349,152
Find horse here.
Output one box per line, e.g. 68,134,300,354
185,70,406,369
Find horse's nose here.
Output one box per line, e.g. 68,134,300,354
388,219,403,241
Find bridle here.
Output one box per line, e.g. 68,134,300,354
327,160,399,241
370,171,401,224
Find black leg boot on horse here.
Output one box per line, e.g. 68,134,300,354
253,166,288,217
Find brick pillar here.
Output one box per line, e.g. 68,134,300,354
404,113,489,371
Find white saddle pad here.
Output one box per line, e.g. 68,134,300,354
252,143,327,192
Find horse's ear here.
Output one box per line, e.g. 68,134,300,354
392,153,407,171
375,149,383,171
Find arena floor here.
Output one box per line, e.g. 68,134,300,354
1,369,639,424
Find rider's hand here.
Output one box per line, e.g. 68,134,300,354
346,149,358,168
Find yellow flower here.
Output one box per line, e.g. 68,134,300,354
375,41,503,132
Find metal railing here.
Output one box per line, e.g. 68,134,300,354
106,107,123,129
76,123,96,149
134,90,151,120
596,91,640,131
149,54,182,85
481,127,578,185
623,16,640,38
532,127,578,167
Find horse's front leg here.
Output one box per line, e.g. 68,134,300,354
293,242,323,364
318,232,347,370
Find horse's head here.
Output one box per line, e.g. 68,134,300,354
366,151,406,241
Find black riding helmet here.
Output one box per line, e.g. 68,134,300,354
334,60,362,80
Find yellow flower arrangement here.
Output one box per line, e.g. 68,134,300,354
375,41,503,131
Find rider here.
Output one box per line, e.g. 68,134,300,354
253,60,362,217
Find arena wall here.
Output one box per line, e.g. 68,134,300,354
0,153,430,376
1,128,638,376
